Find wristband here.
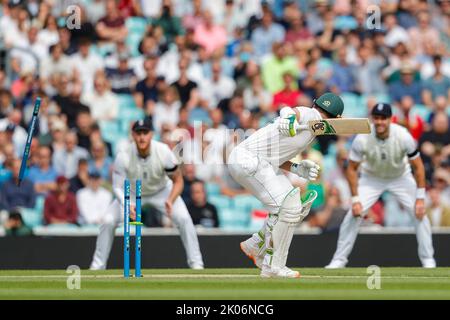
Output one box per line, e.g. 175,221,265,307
351,196,360,204
416,188,426,199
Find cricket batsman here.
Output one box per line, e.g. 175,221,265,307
326,103,436,268
90,118,204,270
228,92,345,278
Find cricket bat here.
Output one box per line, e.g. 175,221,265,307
298,118,371,135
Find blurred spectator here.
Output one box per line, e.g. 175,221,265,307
181,164,199,205
81,71,119,122
52,74,90,128
75,111,94,152
285,11,313,44
329,46,356,94
95,0,128,43
153,86,182,133
43,175,78,225
408,11,440,57
187,180,219,228
27,145,57,196
172,57,199,109
48,120,67,153
69,158,90,194
383,13,410,48
52,131,89,179
354,45,387,95
182,0,204,30
426,187,450,227
422,55,450,107
261,42,298,93
0,159,36,211
243,74,272,113
193,10,227,56
0,89,13,119
251,10,285,59
40,44,73,92
0,109,27,156
308,186,346,232
76,171,112,225
133,55,159,113
432,168,450,207
3,210,32,236
88,140,113,182
105,53,137,94
272,71,302,110
200,61,235,109
392,96,425,141
70,38,105,93
419,112,450,181
153,0,185,44
389,64,423,104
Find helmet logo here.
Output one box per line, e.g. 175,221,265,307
323,100,331,107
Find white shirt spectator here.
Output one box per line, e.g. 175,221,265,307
200,76,236,109
153,100,182,132
80,90,119,122
384,25,410,48
71,52,105,93
0,119,27,158
76,185,112,225
53,145,90,179
40,54,72,79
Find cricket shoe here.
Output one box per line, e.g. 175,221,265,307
422,259,436,268
191,264,205,270
260,266,300,278
240,239,263,269
324,260,346,269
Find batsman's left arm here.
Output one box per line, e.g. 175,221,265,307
409,156,426,220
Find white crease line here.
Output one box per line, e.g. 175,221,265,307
0,274,449,279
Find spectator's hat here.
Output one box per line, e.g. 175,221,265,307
400,63,415,74
371,103,392,117
51,120,67,132
56,175,69,184
88,170,101,179
132,117,154,133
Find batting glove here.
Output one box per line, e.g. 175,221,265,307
277,115,301,137
290,160,320,181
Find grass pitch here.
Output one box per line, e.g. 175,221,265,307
0,268,449,300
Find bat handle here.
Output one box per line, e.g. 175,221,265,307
297,125,308,131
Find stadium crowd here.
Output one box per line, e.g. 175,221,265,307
0,0,449,235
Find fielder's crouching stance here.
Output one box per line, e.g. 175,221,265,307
228,93,344,278
90,118,204,270
326,103,436,268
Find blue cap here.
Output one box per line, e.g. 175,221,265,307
371,103,392,117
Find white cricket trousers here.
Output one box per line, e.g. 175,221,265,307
330,173,435,266
90,183,204,269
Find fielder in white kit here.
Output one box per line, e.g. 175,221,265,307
90,118,204,270
326,103,436,268
228,92,345,278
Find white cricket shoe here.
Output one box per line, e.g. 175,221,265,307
324,260,346,269
191,264,204,270
240,240,263,269
422,259,436,268
260,266,300,278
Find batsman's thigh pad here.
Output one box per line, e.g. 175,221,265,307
278,188,302,223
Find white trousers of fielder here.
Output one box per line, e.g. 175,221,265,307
90,183,204,269
329,173,435,267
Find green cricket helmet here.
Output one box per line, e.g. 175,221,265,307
314,92,344,118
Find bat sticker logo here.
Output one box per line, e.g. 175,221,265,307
312,122,325,132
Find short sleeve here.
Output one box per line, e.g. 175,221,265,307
402,129,419,159
349,135,365,162
161,144,180,173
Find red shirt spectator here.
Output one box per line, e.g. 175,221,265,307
272,72,302,111
43,176,78,225
392,96,425,141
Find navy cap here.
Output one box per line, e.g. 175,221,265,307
132,117,154,132
89,170,101,179
371,103,392,117
6,123,15,132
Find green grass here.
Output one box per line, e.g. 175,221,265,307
0,268,449,300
